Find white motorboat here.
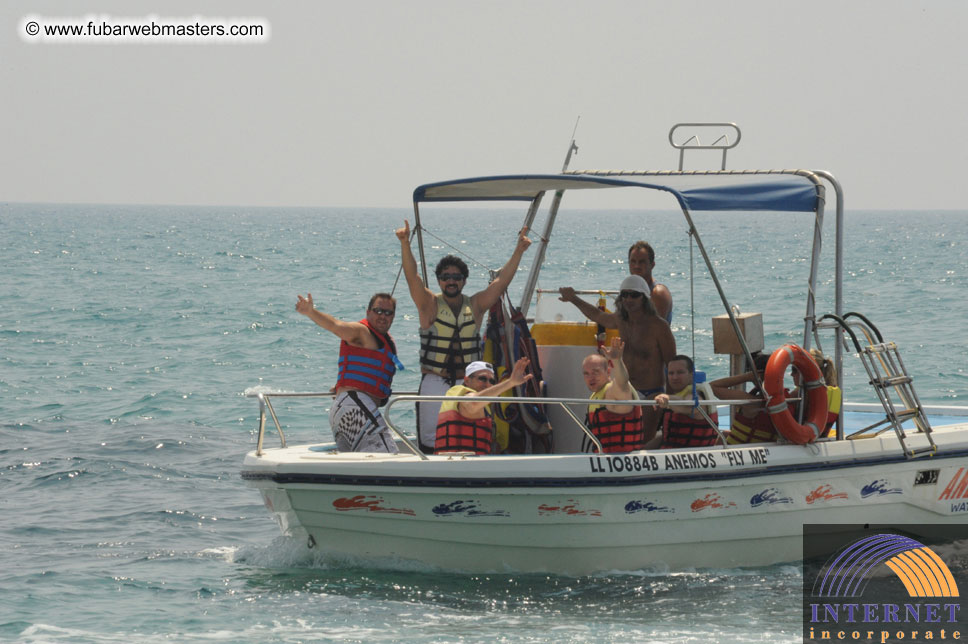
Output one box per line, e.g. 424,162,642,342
241,124,968,574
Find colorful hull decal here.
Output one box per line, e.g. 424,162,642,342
806,484,848,504
691,493,737,512
860,479,902,498
750,488,794,508
625,499,674,514
432,500,510,518
332,495,415,516
538,499,602,517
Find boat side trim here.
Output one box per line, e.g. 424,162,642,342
240,447,968,489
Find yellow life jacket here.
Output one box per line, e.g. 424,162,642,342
438,384,477,414
727,408,777,444
822,385,843,437
419,295,482,381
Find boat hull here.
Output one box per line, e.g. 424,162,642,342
242,425,968,574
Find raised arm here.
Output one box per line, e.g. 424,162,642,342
395,219,438,328
558,287,620,328
458,358,533,417
295,293,369,347
470,227,532,321
709,372,763,410
602,337,636,415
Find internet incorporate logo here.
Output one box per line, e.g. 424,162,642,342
806,533,963,643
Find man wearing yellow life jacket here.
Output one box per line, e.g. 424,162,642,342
396,220,532,453
295,292,403,453
435,358,532,455
580,337,646,453
652,355,720,448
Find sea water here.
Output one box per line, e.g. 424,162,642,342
1,202,967,643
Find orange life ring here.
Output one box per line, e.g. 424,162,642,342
763,344,828,444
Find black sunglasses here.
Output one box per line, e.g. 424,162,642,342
438,272,465,282
619,290,644,299
473,374,496,384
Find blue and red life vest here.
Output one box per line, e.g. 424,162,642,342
335,319,399,405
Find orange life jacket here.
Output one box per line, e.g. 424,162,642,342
585,386,645,453
434,410,494,455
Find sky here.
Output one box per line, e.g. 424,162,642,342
3,0,967,210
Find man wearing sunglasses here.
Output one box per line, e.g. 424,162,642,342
295,292,403,453
559,275,676,443
435,358,532,455
396,219,532,453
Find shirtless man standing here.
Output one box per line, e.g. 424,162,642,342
627,241,673,323
559,274,676,439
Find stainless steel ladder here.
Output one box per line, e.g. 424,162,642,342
816,312,937,459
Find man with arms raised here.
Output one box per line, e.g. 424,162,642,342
396,220,532,453
628,240,673,323
295,292,403,453
580,337,646,452
559,274,675,439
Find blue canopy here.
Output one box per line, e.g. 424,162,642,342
413,171,823,213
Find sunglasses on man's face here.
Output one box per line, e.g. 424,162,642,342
438,273,465,282
473,374,496,384
620,290,644,299
370,307,395,317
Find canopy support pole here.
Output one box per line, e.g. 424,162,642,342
413,202,429,286
519,134,580,316
678,206,766,395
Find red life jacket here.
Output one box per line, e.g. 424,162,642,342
335,319,398,405
585,406,645,453
662,409,720,448
661,385,720,448
434,410,494,455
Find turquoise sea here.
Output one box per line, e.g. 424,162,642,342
2,202,967,643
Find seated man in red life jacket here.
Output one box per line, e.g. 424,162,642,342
650,355,721,449
580,337,646,453
435,358,532,455
296,291,403,453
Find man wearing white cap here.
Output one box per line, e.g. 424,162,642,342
559,275,676,442
434,358,532,455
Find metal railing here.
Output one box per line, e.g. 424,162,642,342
247,389,761,458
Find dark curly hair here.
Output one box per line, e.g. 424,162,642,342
434,255,469,279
